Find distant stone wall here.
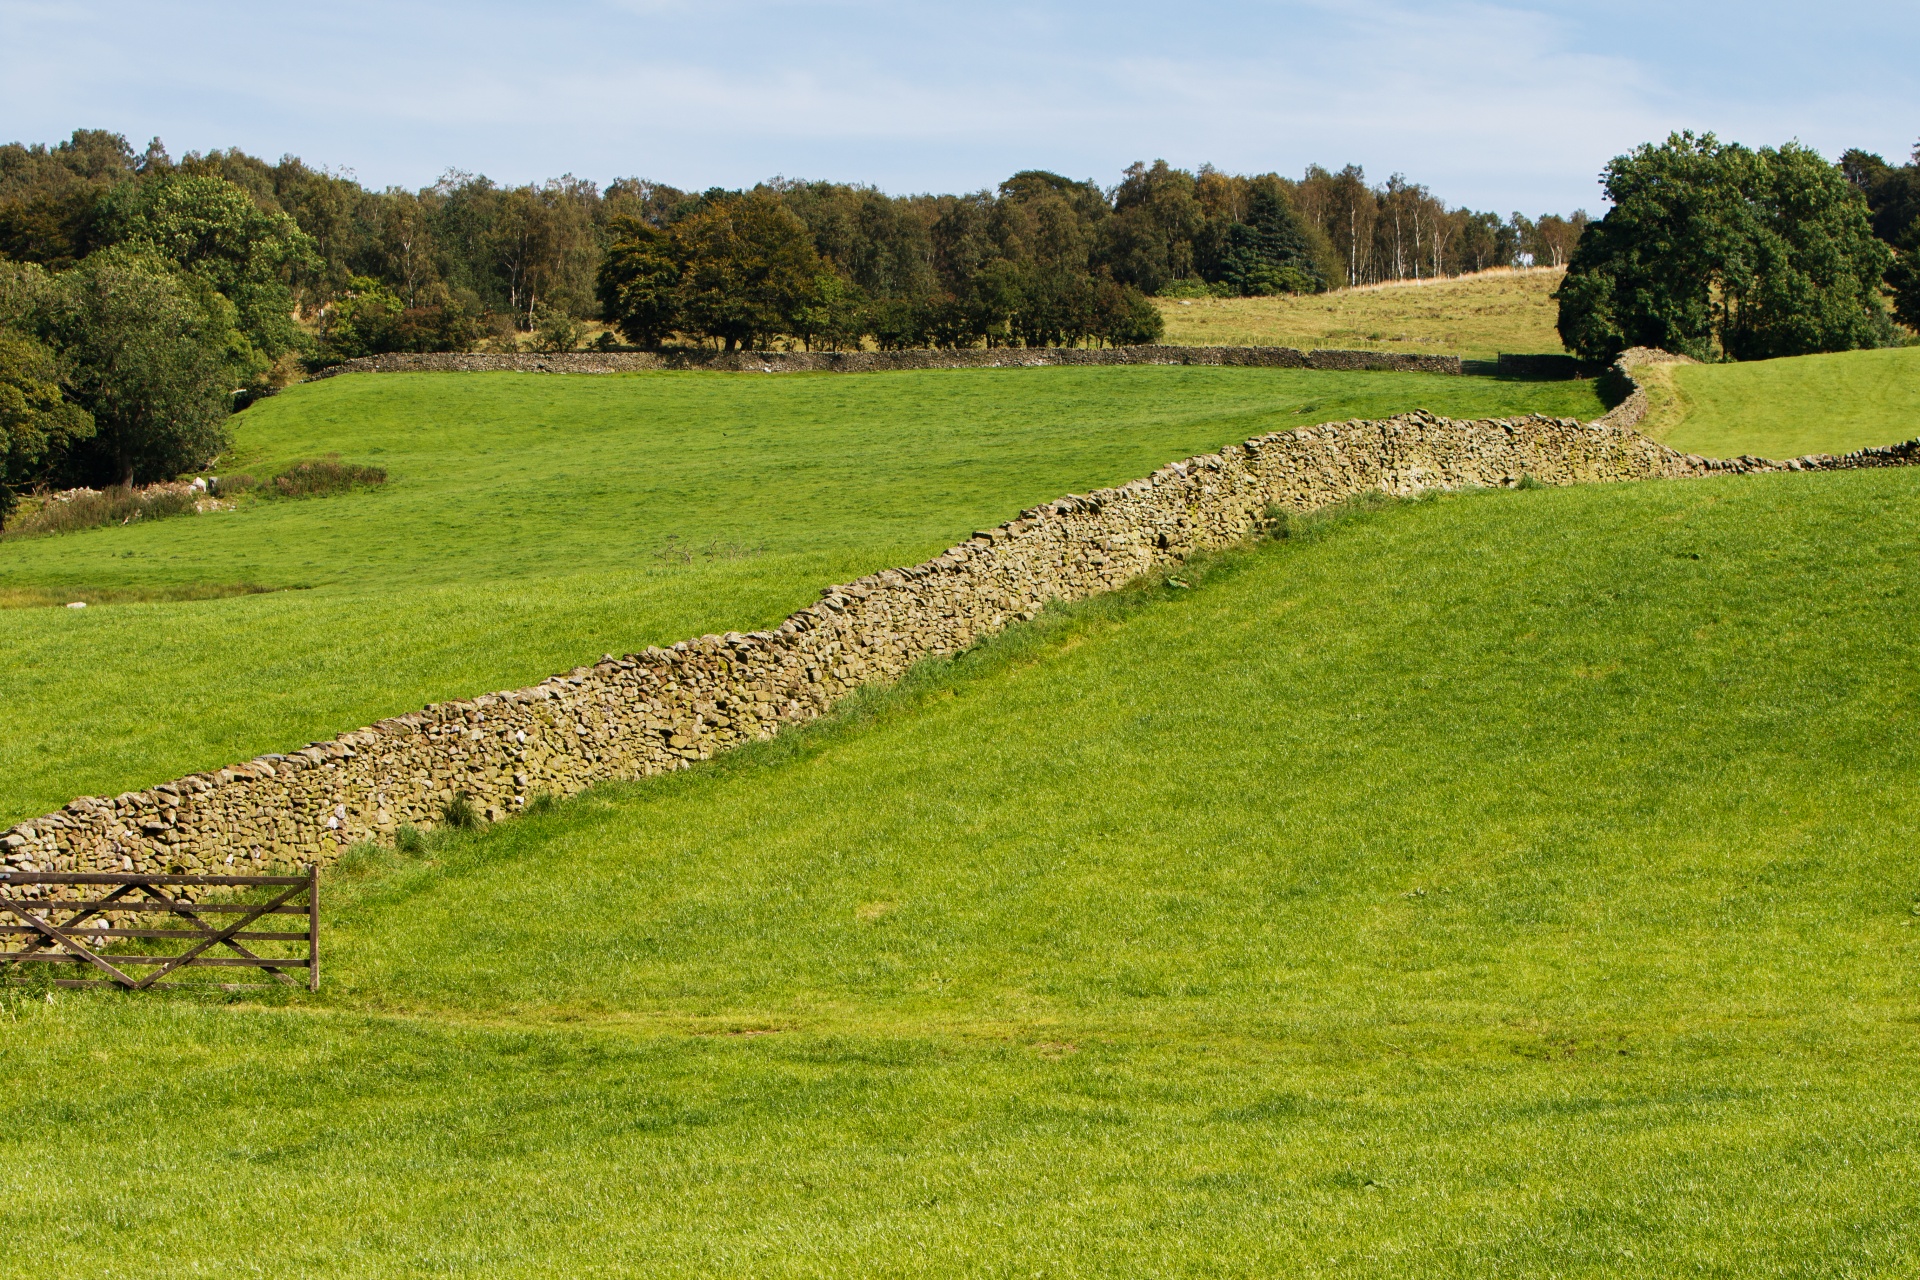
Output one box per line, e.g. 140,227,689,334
306,344,1464,379
5,350,1911,890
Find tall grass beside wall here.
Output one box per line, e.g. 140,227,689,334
0,486,198,540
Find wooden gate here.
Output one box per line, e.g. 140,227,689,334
0,869,317,991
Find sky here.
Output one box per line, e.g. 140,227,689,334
3,0,1915,215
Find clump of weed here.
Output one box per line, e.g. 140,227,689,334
526,792,559,815
208,474,257,498
531,305,586,353
334,840,389,878
270,457,387,499
394,825,429,854
1264,490,1406,544
441,793,480,830
2,485,198,540
1515,473,1548,490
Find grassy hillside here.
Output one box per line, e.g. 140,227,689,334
0,365,1606,825
1648,346,1920,460
8,466,1919,1274
1154,267,1567,359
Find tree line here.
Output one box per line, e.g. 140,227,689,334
14,125,1912,513
0,130,1584,512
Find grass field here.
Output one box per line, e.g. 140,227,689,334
1639,346,1920,460
1154,268,1568,359
0,365,1608,827
7,466,1920,1275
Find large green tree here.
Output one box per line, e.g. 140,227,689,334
1213,180,1325,296
1890,236,1920,333
1101,161,1205,295
37,247,240,484
1557,133,1891,363
1844,144,1920,333
672,192,829,351
0,326,94,524
598,194,842,351
596,218,684,349
100,172,317,363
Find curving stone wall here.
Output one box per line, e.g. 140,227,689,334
4,350,1913,891
305,344,1464,379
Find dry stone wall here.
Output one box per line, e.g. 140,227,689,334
5,349,1913,892
307,344,1463,378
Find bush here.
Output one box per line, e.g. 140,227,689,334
1092,280,1165,346
531,306,586,353
319,276,404,358
322,278,487,358
269,458,386,498
208,473,255,497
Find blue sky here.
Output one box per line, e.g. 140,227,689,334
3,0,1914,214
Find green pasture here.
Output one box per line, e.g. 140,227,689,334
7,466,1920,1275
1661,345,1920,459
0,365,1605,825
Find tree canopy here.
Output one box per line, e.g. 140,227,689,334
0,323,93,522
100,172,316,363
1843,143,1920,332
1556,133,1893,363
32,247,243,484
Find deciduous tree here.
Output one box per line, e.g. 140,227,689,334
100,172,317,362
0,326,94,523
37,247,240,483
1557,133,1892,363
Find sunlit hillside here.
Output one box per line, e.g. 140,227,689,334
1154,267,1568,360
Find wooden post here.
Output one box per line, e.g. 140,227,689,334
307,865,320,992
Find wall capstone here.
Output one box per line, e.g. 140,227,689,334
5,349,1913,893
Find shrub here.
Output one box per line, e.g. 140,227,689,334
270,458,386,498
321,278,488,360
531,305,586,353
319,276,404,359
208,473,255,497
1156,278,1218,300
1093,280,1165,345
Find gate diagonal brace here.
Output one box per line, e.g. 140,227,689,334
0,897,140,988
135,882,310,989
